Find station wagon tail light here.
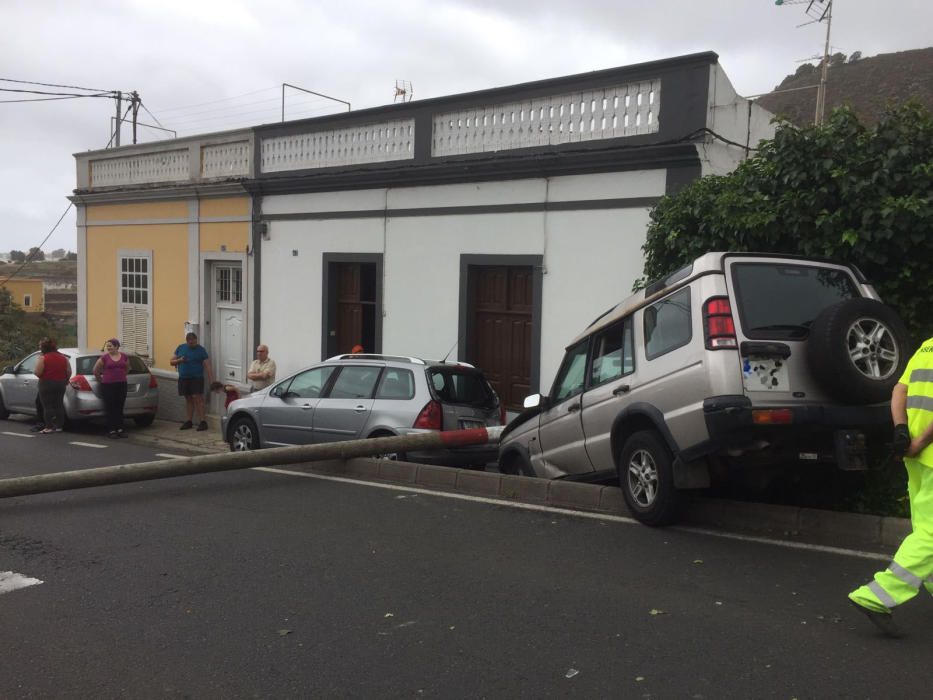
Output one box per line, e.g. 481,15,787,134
703,296,737,349
413,400,443,430
69,375,93,392
148,373,158,389
752,409,794,425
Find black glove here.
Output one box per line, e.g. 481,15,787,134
892,424,911,457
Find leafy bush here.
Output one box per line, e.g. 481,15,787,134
641,102,933,343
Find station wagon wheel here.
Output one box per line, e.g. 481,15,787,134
229,416,259,451
368,431,407,462
808,298,909,405
618,430,683,526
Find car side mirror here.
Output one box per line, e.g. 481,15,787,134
523,393,544,410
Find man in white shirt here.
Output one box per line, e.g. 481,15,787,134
246,344,277,392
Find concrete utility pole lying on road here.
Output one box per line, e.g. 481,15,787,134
0,427,504,499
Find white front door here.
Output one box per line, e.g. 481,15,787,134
212,264,245,384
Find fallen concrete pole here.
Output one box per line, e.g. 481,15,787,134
0,426,504,499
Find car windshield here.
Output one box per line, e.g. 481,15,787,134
731,262,859,340
75,354,150,375
429,368,495,407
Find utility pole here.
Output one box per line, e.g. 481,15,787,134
131,90,141,144
815,0,833,126
113,91,122,147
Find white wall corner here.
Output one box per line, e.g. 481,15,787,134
187,199,200,324
76,205,87,347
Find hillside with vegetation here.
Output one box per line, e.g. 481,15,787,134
757,47,933,126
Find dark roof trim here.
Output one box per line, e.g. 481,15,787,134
253,52,718,137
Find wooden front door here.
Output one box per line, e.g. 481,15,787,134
467,266,533,410
329,262,377,356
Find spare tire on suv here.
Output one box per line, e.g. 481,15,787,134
807,298,909,405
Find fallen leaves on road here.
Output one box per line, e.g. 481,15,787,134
277,629,292,636
565,669,579,679
649,608,666,616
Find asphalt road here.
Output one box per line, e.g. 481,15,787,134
1,422,931,698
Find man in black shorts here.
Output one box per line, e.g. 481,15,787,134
170,332,215,430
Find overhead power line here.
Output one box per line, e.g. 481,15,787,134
0,94,93,104
0,87,114,98
0,77,112,93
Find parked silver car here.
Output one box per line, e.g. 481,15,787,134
0,348,159,426
221,354,504,467
498,252,909,525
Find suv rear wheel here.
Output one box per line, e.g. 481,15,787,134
618,430,683,526
807,298,909,405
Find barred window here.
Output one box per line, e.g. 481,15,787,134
121,256,149,305
216,266,242,304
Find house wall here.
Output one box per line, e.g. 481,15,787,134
2,279,43,312
261,170,661,391
83,196,250,373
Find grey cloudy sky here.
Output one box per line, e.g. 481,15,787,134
1,0,930,254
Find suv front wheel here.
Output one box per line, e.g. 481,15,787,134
618,430,683,526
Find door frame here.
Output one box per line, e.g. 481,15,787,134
458,254,543,395
321,253,383,360
202,252,249,392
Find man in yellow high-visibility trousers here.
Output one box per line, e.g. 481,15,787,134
849,337,933,637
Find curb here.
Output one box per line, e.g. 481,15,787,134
303,458,909,553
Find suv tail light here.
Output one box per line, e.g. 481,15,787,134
413,400,443,430
70,375,93,392
148,373,158,389
703,296,737,349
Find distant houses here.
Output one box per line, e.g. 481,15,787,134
0,277,45,313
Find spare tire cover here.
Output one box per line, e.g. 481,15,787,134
806,298,910,405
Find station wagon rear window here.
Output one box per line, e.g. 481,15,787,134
429,368,495,408
731,262,859,340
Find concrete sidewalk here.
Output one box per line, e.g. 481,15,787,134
128,415,227,454
126,418,911,554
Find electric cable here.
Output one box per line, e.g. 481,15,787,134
0,77,112,93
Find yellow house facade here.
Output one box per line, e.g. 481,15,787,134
71,131,255,419
1,278,44,312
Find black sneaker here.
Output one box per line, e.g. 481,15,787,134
849,599,901,638
108,430,119,439
196,421,209,431
180,421,193,430
29,424,44,433
117,429,128,438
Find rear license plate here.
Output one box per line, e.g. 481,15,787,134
459,419,484,430
743,356,789,392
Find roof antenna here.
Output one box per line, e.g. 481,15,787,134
441,336,461,363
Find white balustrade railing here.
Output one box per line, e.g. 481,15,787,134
90,149,190,187
201,141,250,179
432,80,660,157
260,119,415,173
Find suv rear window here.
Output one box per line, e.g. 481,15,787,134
429,368,495,407
732,262,859,340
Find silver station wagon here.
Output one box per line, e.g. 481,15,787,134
222,354,505,467
498,252,909,525
0,347,159,426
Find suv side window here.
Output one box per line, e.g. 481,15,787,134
551,340,589,403
644,288,692,360
589,318,634,387
17,352,41,374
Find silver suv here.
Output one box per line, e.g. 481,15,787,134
222,354,504,467
498,253,909,525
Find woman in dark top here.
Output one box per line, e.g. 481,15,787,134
34,337,71,433
93,338,130,438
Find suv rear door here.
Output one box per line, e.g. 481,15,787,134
725,256,864,405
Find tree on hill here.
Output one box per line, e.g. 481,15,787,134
28,247,45,261
50,248,66,259
64,252,77,261
640,102,933,342
9,250,26,263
